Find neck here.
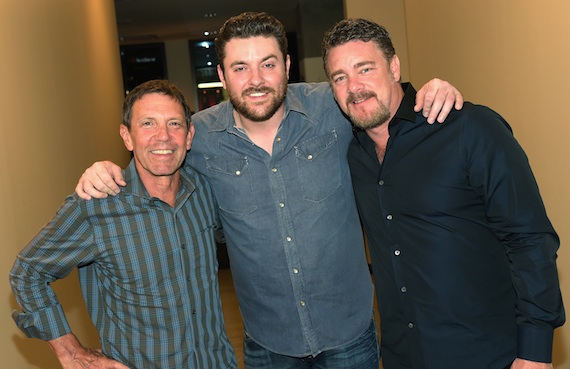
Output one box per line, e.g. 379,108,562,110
139,172,181,207
234,107,285,155
366,86,404,163
366,124,390,164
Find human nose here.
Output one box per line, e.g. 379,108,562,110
155,124,171,141
348,75,364,93
249,67,264,86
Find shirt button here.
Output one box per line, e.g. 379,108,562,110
307,154,313,160
300,301,306,306
401,286,407,293
394,250,400,256
379,180,384,185
387,214,393,220
286,236,292,242
235,170,241,176
408,322,414,329
279,202,285,208
272,168,278,173
276,137,282,142
181,244,186,249
293,268,299,274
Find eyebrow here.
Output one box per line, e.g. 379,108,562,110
228,54,279,69
330,60,376,80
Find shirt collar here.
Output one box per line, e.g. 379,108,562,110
121,158,195,201
122,159,149,198
391,82,418,124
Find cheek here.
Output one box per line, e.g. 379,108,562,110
332,89,349,111
225,74,247,90
131,134,153,150
224,80,241,97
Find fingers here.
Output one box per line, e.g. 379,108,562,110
73,348,130,369
413,82,429,113
75,181,94,200
75,161,124,200
105,161,127,187
415,78,464,124
433,84,464,124
76,172,110,200
432,90,453,124
414,78,439,123
454,91,465,110
426,91,446,124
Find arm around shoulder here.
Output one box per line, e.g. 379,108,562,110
75,161,126,200
414,78,464,124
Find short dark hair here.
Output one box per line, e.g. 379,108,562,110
322,18,396,77
122,79,191,129
214,12,288,72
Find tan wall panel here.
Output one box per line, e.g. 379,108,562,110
0,1,128,367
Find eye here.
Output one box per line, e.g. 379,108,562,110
262,62,275,69
168,121,184,128
332,75,346,84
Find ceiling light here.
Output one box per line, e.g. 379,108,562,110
198,82,223,89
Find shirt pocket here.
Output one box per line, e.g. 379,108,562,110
294,130,342,202
205,155,258,216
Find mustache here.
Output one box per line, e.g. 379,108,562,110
243,86,275,96
347,90,377,104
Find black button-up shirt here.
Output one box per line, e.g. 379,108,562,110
348,83,564,369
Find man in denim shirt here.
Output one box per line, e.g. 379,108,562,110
75,12,463,369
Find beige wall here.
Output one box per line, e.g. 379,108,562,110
346,0,570,366
1,0,130,368
2,1,567,367
345,0,410,81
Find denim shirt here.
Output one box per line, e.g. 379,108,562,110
188,82,374,357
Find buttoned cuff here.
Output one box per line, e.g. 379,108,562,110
12,304,72,341
517,324,554,363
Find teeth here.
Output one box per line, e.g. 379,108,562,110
249,92,265,97
152,150,174,154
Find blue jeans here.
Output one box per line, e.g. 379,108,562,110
243,317,379,369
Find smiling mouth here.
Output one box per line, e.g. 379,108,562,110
347,91,376,106
151,149,174,154
244,87,273,99
248,91,267,97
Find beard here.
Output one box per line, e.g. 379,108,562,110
228,81,288,122
346,90,391,130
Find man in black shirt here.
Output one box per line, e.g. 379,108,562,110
321,18,564,369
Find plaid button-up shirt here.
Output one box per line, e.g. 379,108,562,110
10,159,237,369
